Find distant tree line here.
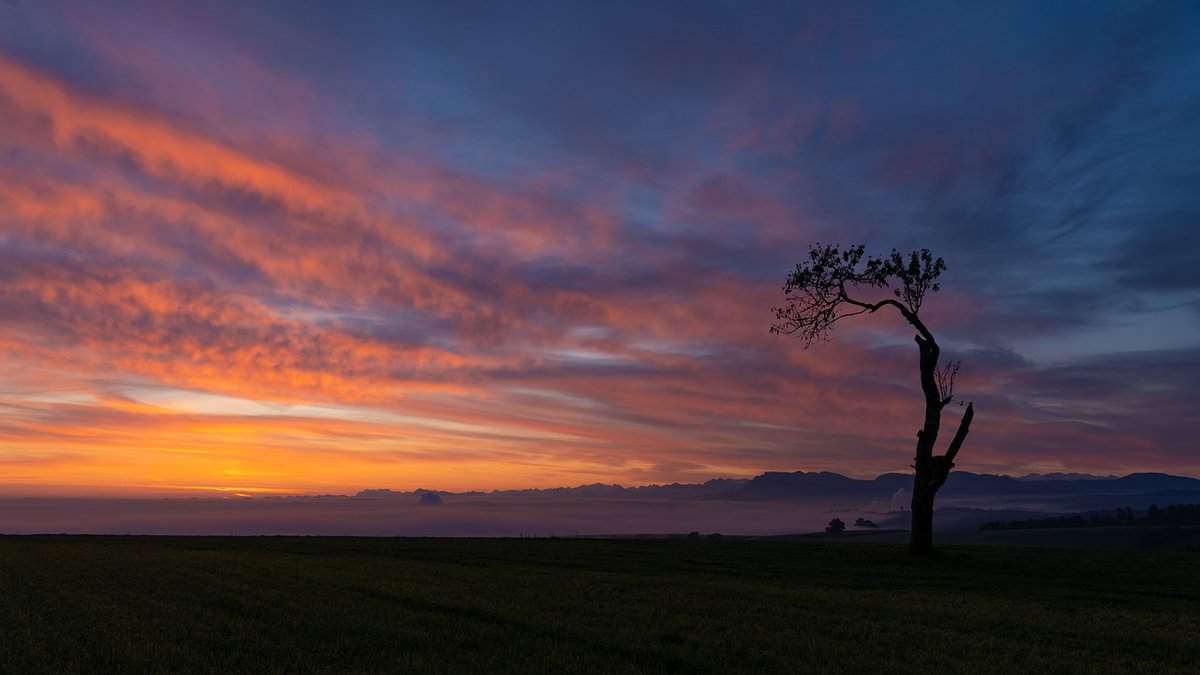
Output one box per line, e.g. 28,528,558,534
981,504,1200,531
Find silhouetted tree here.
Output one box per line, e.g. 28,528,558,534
771,245,974,555
826,517,846,534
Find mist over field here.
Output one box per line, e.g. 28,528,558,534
0,496,839,537
6,471,1196,536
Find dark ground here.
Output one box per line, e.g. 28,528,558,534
0,535,1196,674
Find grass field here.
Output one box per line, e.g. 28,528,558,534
1,535,1197,674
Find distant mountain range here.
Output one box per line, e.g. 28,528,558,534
729,471,1200,501
355,471,1200,502
1015,472,1117,481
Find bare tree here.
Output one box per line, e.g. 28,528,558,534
771,244,974,554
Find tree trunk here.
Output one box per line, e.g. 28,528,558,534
909,334,942,555
904,332,976,554
909,482,935,554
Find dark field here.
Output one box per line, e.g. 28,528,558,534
1,536,1196,674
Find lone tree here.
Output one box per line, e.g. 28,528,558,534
770,244,974,554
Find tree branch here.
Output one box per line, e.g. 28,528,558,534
943,402,974,465
840,289,936,344
935,360,960,409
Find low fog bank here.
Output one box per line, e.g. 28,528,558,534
3,492,1196,537
4,471,1197,536
0,496,853,537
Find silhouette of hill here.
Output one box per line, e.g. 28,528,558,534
354,471,1200,502
1017,472,1116,481
730,470,1200,501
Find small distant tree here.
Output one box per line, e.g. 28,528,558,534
826,517,846,534
772,245,975,555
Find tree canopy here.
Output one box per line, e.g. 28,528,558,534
770,244,945,346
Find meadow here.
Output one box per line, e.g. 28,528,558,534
0,535,1196,674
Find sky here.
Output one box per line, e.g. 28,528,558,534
1,1,1198,496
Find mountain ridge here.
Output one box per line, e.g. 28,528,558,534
352,470,1200,501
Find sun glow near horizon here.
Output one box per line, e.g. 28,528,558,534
1,2,1199,496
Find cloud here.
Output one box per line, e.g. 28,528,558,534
0,1,1197,495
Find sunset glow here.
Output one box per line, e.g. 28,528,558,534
2,2,1198,496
